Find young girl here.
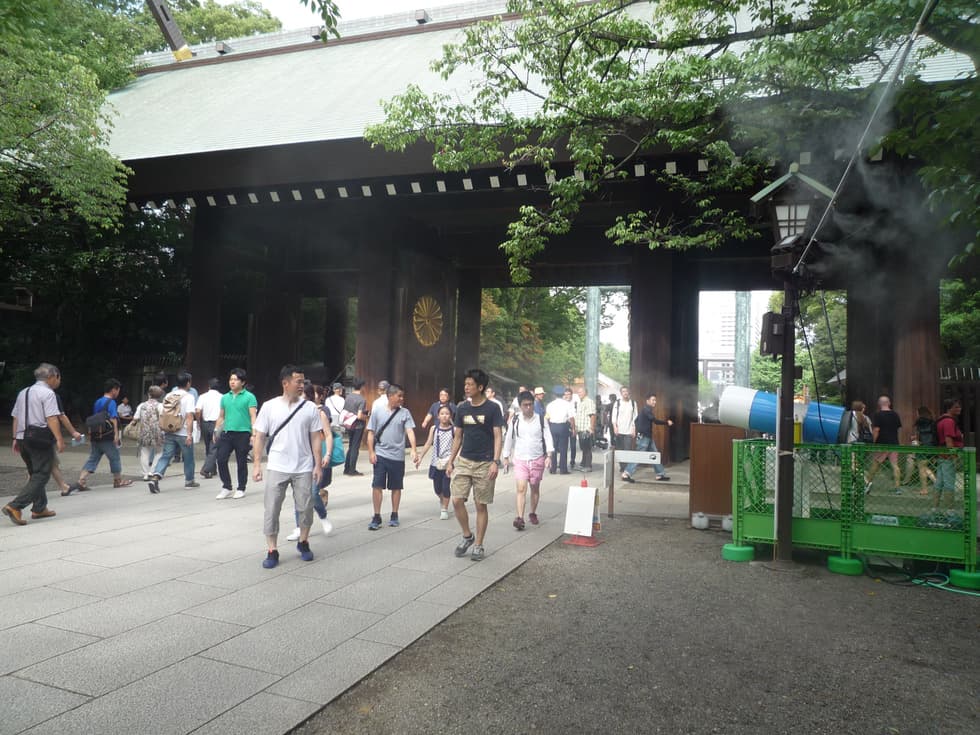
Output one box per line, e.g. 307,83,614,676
416,406,454,520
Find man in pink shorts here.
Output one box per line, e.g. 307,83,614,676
503,390,554,530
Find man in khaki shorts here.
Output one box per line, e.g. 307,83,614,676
446,368,504,561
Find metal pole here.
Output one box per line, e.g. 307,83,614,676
775,282,797,561
734,291,751,387
584,286,600,398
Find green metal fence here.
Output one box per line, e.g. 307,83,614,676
726,439,978,586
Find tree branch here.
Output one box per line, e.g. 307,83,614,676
594,17,831,52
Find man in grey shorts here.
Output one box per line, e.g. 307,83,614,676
252,365,324,569
366,383,418,530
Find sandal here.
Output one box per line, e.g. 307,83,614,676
113,479,134,488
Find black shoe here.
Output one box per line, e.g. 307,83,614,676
352,471,364,476
559,470,571,475
148,480,160,494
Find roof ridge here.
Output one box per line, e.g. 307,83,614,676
137,0,514,72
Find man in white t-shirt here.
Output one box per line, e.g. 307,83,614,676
326,383,346,425
253,365,324,569
371,380,390,414
149,371,198,492
195,377,223,476
545,389,575,474
486,387,505,419
507,385,528,424
611,386,638,472
503,390,554,531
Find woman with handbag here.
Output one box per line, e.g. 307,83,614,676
416,405,455,520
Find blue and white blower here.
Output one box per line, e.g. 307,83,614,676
718,386,846,445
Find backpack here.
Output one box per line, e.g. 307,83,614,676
915,417,937,447
612,398,636,429
159,391,185,433
85,397,115,440
512,413,547,456
856,413,874,443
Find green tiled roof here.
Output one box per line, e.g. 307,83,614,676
104,2,974,163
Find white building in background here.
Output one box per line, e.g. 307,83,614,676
699,293,736,390
699,291,771,392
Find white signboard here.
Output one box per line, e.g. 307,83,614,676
613,450,661,465
564,485,597,536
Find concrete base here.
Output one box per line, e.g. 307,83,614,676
721,543,754,562
827,555,864,576
948,569,980,590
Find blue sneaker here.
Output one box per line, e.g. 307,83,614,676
297,541,314,561
262,550,279,569
388,514,399,527
368,516,382,531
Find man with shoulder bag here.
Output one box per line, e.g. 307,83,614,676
78,378,133,490
4,363,64,525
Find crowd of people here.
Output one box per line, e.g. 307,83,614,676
844,394,965,508
10,363,965,564
4,363,635,567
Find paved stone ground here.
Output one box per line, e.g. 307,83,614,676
0,435,685,735
300,516,980,735
3,432,976,735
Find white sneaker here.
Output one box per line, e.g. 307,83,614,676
440,509,450,520
215,488,233,500
320,518,333,536
232,490,246,499
286,527,301,541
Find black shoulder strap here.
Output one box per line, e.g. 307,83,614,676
374,406,401,443
539,412,547,454
268,399,307,451
25,386,32,426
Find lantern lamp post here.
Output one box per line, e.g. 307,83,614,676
750,164,833,562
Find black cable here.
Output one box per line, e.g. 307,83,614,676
794,292,837,513
793,0,943,274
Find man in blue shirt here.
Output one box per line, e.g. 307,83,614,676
78,378,133,489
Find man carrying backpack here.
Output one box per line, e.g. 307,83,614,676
934,398,964,510
503,390,554,531
148,371,198,493
77,378,133,490
611,386,638,472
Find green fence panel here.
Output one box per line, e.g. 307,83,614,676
731,439,844,552
848,444,976,570
730,440,977,574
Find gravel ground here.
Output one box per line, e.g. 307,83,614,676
296,516,979,735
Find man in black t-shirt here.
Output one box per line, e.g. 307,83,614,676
447,368,504,562
866,394,902,493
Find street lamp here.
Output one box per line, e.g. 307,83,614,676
750,163,833,562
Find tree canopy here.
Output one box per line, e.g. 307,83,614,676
365,0,979,283
0,1,133,235
480,286,626,388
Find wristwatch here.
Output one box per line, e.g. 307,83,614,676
493,459,502,467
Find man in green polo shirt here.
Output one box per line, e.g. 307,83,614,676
214,368,258,499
